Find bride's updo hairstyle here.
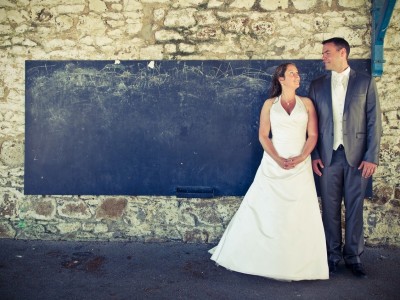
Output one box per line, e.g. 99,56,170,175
269,63,296,99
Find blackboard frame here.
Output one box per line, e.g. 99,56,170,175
25,59,371,196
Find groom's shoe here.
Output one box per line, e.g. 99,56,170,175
346,263,367,278
328,261,338,274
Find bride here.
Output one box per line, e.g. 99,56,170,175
209,63,329,281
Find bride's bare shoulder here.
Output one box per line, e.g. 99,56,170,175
262,97,276,108
298,96,312,104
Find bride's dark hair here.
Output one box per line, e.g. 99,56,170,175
269,63,295,98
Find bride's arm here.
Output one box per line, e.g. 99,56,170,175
259,99,287,169
301,97,318,158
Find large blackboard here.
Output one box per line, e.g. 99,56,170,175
25,60,371,196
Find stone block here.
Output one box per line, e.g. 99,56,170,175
0,139,24,167
395,186,400,199
230,0,255,9
260,0,289,10
25,198,56,220
122,0,143,12
95,36,114,46
57,222,82,235
0,25,12,35
373,183,394,205
338,0,365,8
125,22,143,35
192,26,221,41
251,20,275,35
0,9,7,22
7,10,27,24
155,30,184,42
222,17,249,33
96,197,127,220
178,43,195,53
106,19,125,28
164,43,177,53
89,0,107,13
55,15,74,31
171,0,206,8
0,222,16,238
164,9,196,28
77,14,107,37
154,8,166,22
183,228,209,243
208,0,224,8
292,0,317,10
111,4,123,11
93,223,109,233
195,11,218,26
55,5,85,14
58,201,92,219
0,193,17,218
139,45,164,59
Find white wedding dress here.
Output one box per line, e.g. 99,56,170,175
210,96,329,281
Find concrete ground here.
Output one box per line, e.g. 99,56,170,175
0,239,399,300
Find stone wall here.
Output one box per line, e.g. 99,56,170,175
0,0,399,246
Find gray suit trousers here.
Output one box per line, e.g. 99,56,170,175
319,147,369,265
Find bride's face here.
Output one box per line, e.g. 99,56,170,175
280,65,300,90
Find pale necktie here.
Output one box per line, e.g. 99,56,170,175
332,73,346,150
334,74,345,92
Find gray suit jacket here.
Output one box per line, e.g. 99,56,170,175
308,69,382,167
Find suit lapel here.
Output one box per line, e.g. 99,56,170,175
318,74,333,131
344,69,356,112
325,74,333,119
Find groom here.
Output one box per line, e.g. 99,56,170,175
308,37,382,278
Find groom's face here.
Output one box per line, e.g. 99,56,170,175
322,42,346,72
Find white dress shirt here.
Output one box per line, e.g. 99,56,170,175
331,67,350,150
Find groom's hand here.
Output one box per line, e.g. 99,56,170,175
312,159,324,176
358,161,377,178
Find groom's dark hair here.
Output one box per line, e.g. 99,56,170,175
322,37,350,59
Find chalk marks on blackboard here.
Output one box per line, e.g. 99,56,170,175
27,60,271,121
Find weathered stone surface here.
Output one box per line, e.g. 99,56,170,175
0,0,398,246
